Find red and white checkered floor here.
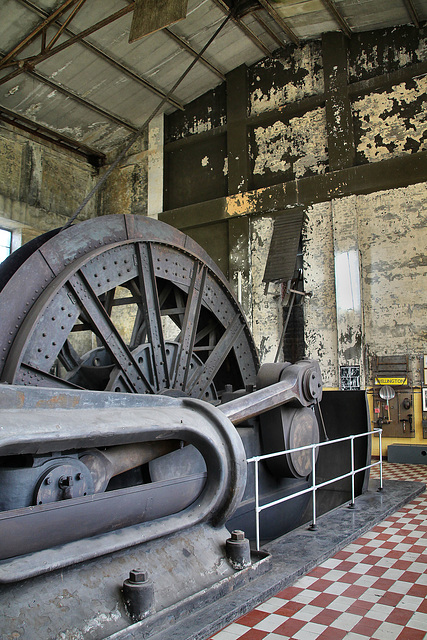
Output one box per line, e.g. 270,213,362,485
209,462,427,640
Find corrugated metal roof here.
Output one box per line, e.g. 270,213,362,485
0,0,425,155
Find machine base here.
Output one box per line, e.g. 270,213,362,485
0,523,271,640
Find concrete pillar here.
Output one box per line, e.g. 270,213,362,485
332,196,365,389
148,114,164,219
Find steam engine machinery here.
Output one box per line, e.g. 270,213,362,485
0,215,366,639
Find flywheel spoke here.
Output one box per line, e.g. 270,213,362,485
57,339,81,372
187,314,245,399
135,242,170,391
17,363,84,389
172,263,206,391
67,270,155,394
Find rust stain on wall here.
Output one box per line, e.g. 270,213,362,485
226,187,269,217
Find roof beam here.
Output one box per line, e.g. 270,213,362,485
402,0,420,28
28,68,139,132
253,12,288,49
257,0,300,46
122,0,226,82
43,0,87,52
320,0,352,39
0,4,134,84
164,28,225,81
15,0,184,110
0,105,105,165
0,0,80,68
211,0,273,58
1,1,179,112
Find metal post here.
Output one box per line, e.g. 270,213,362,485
378,429,383,491
309,445,317,530
255,459,260,551
349,437,355,508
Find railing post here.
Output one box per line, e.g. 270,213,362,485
378,429,383,492
248,427,384,543
348,436,355,509
255,458,260,550
309,444,317,531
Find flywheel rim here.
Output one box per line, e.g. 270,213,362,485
0,215,259,400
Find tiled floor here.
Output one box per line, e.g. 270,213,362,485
209,462,427,640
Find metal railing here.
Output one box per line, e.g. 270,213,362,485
247,427,383,550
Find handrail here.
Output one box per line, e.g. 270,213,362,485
247,427,383,550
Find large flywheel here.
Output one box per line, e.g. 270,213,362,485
0,215,259,399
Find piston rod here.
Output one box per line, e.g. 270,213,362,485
220,360,322,425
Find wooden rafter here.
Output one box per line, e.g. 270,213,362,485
321,0,352,39
402,0,420,28
257,0,300,46
211,0,273,57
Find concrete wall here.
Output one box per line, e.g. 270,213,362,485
250,216,283,363
100,133,148,218
100,116,163,220
0,122,98,243
301,182,427,388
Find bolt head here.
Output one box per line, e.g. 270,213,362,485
231,530,245,541
45,476,52,485
129,569,147,583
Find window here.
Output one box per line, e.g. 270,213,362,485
0,228,12,264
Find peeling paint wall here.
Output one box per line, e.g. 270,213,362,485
249,42,324,116
245,183,425,391
165,85,226,143
357,182,427,385
250,216,282,363
301,183,427,387
0,123,98,240
252,107,328,181
348,25,427,82
302,201,339,387
353,76,427,163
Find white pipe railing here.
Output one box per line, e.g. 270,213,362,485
247,427,383,550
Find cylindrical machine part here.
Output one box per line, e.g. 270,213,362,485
225,530,251,570
122,569,155,622
80,441,180,493
260,406,320,479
